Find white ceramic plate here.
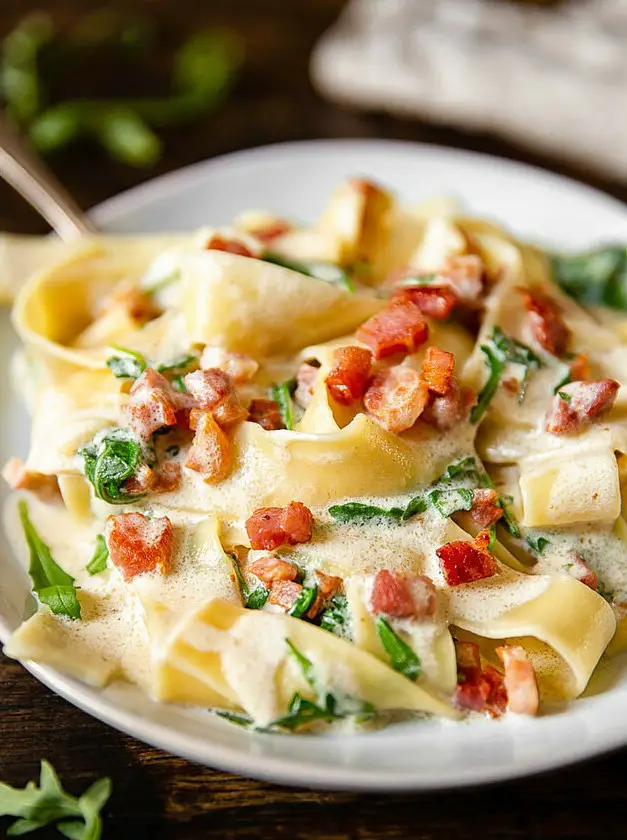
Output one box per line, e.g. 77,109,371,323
2,139,627,792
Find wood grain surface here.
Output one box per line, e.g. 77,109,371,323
0,2,625,838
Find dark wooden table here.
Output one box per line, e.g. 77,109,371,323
1,2,626,837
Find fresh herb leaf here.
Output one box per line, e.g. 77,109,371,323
328,502,405,523
526,535,550,554
471,327,542,422
557,390,572,404
105,345,147,380
228,554,268,610
215,710,254,728
79,428,146,505
286,638,316,688
552,246,627,311
553,366,572,394
171,375,187,393
156,353,197,375
320,596,350,637
427,488,474,518
263,253,356,293
19,501,81,621
400,495,428,521
271,382,295,431
86,534,108,576
487,527,497,550
289,585,318,619
0,759,110,840
376,617,421,680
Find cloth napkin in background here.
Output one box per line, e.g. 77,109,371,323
311,0,627,180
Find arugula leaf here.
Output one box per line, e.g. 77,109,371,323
289,585,318,619
552,246,627,310
376,617,421,681
86,534,108,576
320,596,350,637
156,353,198,374
19,501,81,621
526,535,550,554
427,488,474,518
328,502,405,523
400,495,428,521
0,760,111,839
80,428,146,505
228,554,268,610
471,327,542,423
285,638,316,687
557,390,572,404
263,252,355,293
215,710,254,728
271,382,295,431
105,345,147,380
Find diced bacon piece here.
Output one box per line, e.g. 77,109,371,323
454,640,481,675
566,555,597,590
421,379,475,431
363,366,429,434
370,570,415,618
294,362,320,408
246,502,314,551
326,346,372,405
99,282,161,323
184,368,232,411
107,512,174,582
519,287,570,357
127,368,178,439
420,346,455,396
205,234,254,258
454,640,508,718
437,532,498,586
496,645,540,716
184,368,247,429
470,488,503,529
2,457,59,499
356,300,429,360
268,580,303,611
253,220,292,244
395,285,458,320
184,413,231,483
123,463,154,496
247,555,299,585
306,570,344,619
545,378,620,435
199,347,259,383
569,353,590,382
439,255,485,305
282,501,314,544
248,398,284,431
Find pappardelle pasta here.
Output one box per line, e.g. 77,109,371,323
3,177,627,732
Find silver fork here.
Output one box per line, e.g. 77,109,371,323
0,113,96,239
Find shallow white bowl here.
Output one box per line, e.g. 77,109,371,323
2,139,627,791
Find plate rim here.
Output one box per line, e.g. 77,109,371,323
4,137,627,792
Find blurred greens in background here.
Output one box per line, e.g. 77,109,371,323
0,8,243,167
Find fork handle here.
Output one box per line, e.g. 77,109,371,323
0,113,96,240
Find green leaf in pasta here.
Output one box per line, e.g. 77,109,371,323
289,585,318,619
270,381,296,430
551,245,627,310
79,428,147,505
471,327,542,422
171,374,187,393
426,488,474,518
215,710,255,728
526,535,550,555
263,252,356,293
0,760,111,839
375,617,421,681
86,534,109,576
400,495,428,521
155,353,198,375
319,596,350,638
328,502,405,523
105,345,147,380
19,501,81,621
228,554,269,610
